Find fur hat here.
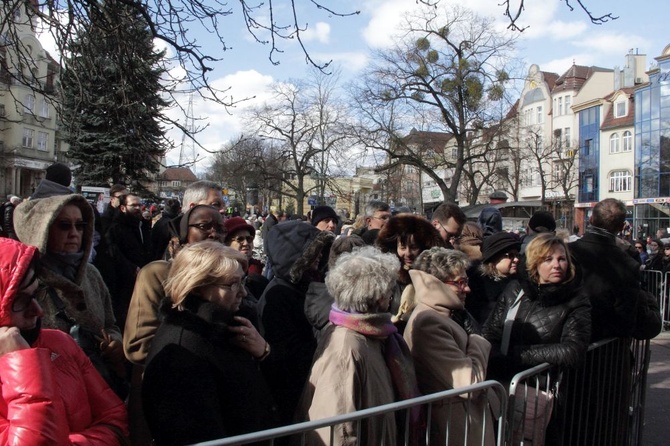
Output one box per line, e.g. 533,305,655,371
481,231,521,264
310,205,339,226
224,216,255,243
528,210,556,233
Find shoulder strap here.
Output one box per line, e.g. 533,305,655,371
46,286,77,327
501,288,524,356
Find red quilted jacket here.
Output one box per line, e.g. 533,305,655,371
0,238,128,445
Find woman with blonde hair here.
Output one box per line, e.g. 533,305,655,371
483,233,591,381
142,241,277,445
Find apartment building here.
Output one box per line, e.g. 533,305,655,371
0,1,65,198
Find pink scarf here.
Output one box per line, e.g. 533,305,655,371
329,306,424,445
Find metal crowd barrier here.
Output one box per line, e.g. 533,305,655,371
640,269,669,329
192,381,508,446
191,338,651,446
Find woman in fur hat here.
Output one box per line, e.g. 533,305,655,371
375,214,444,326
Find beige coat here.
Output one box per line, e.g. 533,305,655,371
14,194,121,342
296,325,397,446
404,269,494,446
123,260,170,365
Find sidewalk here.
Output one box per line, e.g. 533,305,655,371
643,331,670,445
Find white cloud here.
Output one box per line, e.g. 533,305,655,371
571,32,650,58
165,70,277,169
301,22,331,44
311,52,368,73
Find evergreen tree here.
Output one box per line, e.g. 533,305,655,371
60,1,169,192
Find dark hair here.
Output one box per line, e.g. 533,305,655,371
432,202,466,226
328,235,366,269
591,198,627,234
376,215,444,255
109,184,127,196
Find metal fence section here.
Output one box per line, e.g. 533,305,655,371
191,338,651,446
640,269,669,329
192,381,508,446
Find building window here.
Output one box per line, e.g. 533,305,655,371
564,95,571,113
583,139,592,156
564,127,571,148
614,100,627,118
37,132,48,151
536,106,543,124
39,99,49,118
451,148,457,159
610,133,621,153
171,180,180,187
609,170,632,192
24,94,34,114
622,130,632,152
558,97,563,116
22,128,34,148
524,109,532,126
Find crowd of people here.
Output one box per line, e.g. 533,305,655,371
0,168,663,445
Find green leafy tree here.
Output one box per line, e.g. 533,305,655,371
60,2,168,191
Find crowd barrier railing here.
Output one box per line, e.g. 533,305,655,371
640,269,668,329
190,337,651,446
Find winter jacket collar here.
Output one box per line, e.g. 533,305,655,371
408,269,464,316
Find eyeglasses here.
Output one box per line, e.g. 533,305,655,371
189,222,226,234
438,221,461,242
503,251,520,259
231,235,254,244
444,277,469,289
12,285,46,312
635,245,644,250
215,277,247,294
372,215,390,221
55,221,87,232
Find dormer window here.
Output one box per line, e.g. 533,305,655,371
614,100,627,118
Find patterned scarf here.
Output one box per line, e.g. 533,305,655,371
329,305,424,445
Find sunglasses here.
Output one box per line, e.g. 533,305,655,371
189,222,226,234
231,235,254,244
55,221,87,232
445,277,469,289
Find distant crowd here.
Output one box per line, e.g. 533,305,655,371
0,162,662,445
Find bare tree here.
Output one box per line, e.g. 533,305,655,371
243,70,351,215
351,5,518,203
417,0,617,32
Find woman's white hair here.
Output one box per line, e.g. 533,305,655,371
326,246,399,313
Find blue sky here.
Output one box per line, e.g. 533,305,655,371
38,1,669,171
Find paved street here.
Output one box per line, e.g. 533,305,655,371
643,331,670,445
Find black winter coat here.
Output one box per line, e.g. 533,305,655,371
142,298,278,446
483,279,591,383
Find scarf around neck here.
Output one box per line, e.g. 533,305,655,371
329,305,424,445
42,251,84,282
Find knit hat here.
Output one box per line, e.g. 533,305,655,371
224,216,255,242
528,210,556,233
311,205,339,226
481,231,521,264
45,162,72,187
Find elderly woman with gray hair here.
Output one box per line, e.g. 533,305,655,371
404,247,494,446
297,246,421,445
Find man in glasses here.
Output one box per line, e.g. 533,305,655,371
430,202,467,249
351,200,391,245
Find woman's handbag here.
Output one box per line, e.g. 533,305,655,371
513,385,554,446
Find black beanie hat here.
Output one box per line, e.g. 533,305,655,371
311,205,339,226
528,210,556,233
481,231,521,264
